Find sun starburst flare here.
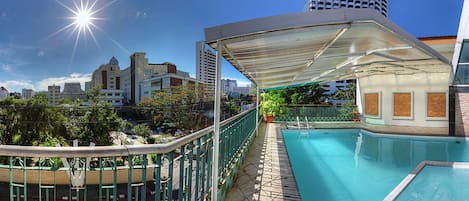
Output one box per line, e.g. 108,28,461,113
49,0,128,67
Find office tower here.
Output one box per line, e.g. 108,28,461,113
307,0,387,16
196,41,217,97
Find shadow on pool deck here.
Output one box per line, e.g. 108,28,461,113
226,123,301,201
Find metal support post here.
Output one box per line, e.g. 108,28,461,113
211,40,222,201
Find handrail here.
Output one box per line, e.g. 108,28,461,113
0,107,257,157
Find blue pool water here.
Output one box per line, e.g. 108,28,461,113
282,129,469,201
396,166,469,201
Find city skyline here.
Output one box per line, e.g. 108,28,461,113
0,0,463,92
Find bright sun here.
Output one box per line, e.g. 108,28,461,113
74,9,92,28
51,0,122,65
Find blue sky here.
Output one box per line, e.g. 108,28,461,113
0,0,464,92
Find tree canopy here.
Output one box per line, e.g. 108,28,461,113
0,87,125,146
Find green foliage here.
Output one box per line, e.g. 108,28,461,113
132,124,152,142
150,153,157,164
260,92,285,116
118,119,132,130
0,96,67,145
153,134,173,144
132,156,143,165
222,101,241,116
86,86,102,103
0,86,125,146
333,82,357,117
332,82,356,105
116,159,125,166
146,137,156,144
79,101,121,145
138,84,205,133
275,83,326,104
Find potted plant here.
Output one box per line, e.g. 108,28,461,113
260,92,285,123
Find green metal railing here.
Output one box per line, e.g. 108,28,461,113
0,108,259,201
276,105,357,122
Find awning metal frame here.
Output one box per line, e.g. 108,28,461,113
205,8,451,90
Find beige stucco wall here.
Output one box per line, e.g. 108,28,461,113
358,72,449,128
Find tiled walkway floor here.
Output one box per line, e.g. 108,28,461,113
226,123,301,201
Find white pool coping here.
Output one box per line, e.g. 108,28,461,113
383,161,469,201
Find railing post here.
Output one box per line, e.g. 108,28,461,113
127,155,133,201
142,155,147,201
256,86,260,136
187,142,194,201
212,40,222,201
99,157,102,200
155,154,162,201
9,156,13,201
113,156,117,201
194,138,202,201
23,157,27,201
178,146,185,201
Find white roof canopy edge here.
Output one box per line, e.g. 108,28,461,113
204,8,451,89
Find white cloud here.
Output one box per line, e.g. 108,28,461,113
0,80,35,92
2,64,12,72
36,73,92,91
136,11,148,19
223,77,252,87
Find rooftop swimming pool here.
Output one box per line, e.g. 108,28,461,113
282,129,469,201
395,164,469,201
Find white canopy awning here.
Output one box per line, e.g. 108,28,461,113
205,9,451,89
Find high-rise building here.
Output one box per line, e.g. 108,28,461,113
88,57,121,91
48,84,61,105
87,57,124,106
234,86,251,96
221,79,238,95
121,52,150,104
84,81,92,92
21,88,34,99
307,0,388,17
0,86,9,99
121,53,198,104
9,92,21,99
140,70,203,100
196,41,217,97
62,82,86,101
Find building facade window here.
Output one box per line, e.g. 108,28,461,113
393,92,413,119
426,92,447,119
364,93,380,117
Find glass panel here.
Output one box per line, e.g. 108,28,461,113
454,41,469,85
459,41,469,63
453,64,469,85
